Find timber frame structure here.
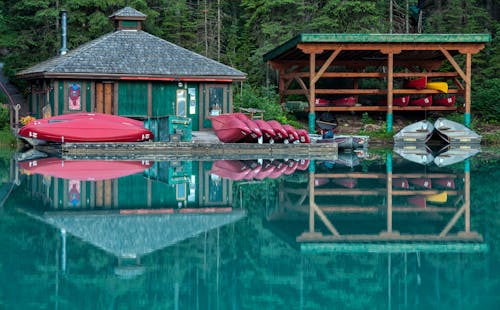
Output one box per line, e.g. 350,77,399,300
263,33,491,132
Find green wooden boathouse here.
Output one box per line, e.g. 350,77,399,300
16,7,246,131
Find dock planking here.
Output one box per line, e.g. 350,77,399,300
60,141,338,161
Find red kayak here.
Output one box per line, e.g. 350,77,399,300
253,119,276,142
267,120,288,142
331,96,356,107
233,113,263,141
211,114,252,143
282,124,299,142
18,158,153,181
409,96,433,107
296,129,311,143
18,116,153,144
404,77,427,89
434,96,456,106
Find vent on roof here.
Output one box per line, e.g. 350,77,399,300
109,7,147,31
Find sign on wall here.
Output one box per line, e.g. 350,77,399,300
68,83,81,111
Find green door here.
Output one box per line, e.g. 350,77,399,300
202,84,228,129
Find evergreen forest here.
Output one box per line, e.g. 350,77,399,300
0,0,499,121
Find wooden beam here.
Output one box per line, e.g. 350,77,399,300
311,202,340,236
309,52,316,114
440,203,466,237
440,47,468,82
294,76,309,102
313,48,343,84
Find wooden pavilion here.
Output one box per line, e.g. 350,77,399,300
263,33,491,132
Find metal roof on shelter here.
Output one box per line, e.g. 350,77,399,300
18,8,246,80
109,6,146,19
263,33,492,62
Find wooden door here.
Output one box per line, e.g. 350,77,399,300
95,82,114,114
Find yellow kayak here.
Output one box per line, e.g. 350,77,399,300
426,191,447,203
426,82,448,93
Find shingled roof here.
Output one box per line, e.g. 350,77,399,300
17,8,246,81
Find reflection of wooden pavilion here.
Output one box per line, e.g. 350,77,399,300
271,154,486,253
263,34,491,132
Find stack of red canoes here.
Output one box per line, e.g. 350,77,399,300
18,112,153,145
210,113,309,144
314,97,357,107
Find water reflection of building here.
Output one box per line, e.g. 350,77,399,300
19,159,245,270
269,153,486,253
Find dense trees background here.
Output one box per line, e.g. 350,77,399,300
0,0,499,119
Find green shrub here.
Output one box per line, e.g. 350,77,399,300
472,78,500,122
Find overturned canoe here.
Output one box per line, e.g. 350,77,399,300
434,96,456,106
434,117,481,144
393,120,434,144
404,77,427,89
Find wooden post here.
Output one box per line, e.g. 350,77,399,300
464,159,470,232
308,52,316,133
387,53,394,132
465,53,472,127
309,172,315,233
386,152,393,233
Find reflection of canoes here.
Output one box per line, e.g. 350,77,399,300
408,196,426,208
434,145,481,167
211,114,252,143
409,95,432,107
331,178,357,188
426,82,448,93
434,117,481,144
434,96,456,106
19,158,153,181
394,145,434,165
393,120,434,144
210,160,250,180
409,178,432,189
314,178,329,187
393,178,409,189
426,192,447,203
404,77,427,89
433,179,455,189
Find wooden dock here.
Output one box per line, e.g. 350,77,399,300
60,141,337,160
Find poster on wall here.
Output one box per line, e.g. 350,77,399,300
68,83,81,111
68,180,81,207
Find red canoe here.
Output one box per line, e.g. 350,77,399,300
233,113,263,141
18,158,153,181
210,160,250,180
18,116,153,144
296,159,310,171
283,159,299,175
434,96,456,107
409,96,433,107
315,98,330,107
331,96,356,107
296,129,311,143
241,160,262,180
42,112,145,128
253,119,276,142
404,77,427,89
267,120,289,142
254,161,276,180
394,96,410,107
268,160,289,179
282,124,299,142
211,114,252,143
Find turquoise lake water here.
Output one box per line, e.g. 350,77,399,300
0,148,499,309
